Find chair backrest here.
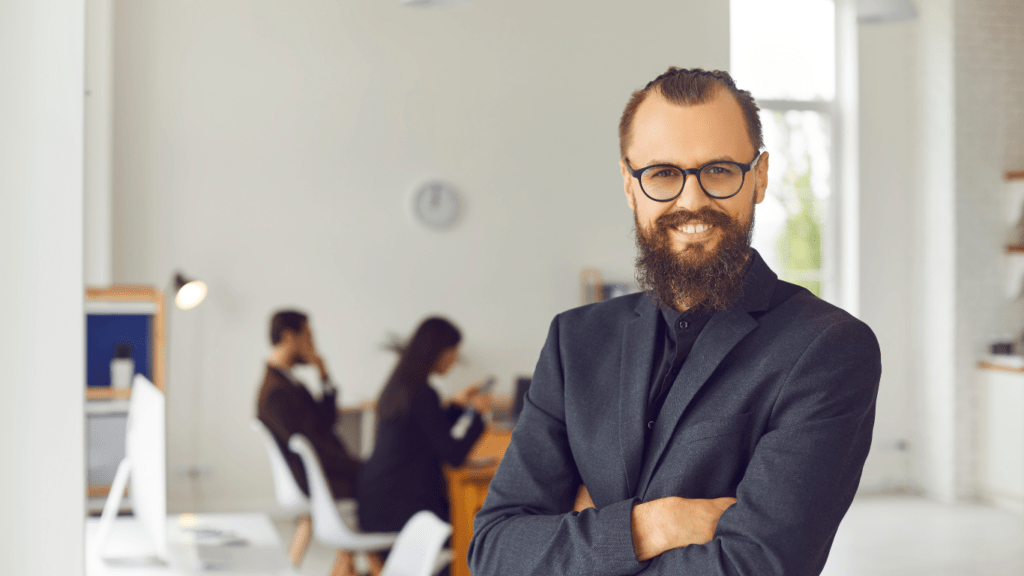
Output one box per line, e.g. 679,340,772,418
250,419,308,512
380,511,452,576
288,433,354,544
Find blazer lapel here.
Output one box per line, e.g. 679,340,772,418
636,250,778,498
617,299,659,498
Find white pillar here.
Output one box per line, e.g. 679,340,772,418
912,0,958,502
835,0,861,317
0,1,86,573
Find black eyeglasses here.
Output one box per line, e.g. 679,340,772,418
624,152,762,201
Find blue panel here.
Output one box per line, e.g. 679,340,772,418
86,314,152,388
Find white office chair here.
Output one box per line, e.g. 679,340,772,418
251,419,360,567
251,418,315,565
289,434,399,576
378,508,450,573
380,510,453,576
251,419,307,511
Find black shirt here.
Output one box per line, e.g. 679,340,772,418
646,305,714,433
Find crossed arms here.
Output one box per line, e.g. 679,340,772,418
574,485,736,561
467,314,881,576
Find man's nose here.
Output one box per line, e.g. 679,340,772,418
674,173,711,212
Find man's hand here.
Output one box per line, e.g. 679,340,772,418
297,329,328,380
573,484,595,512
452,379,493,414
631,496,737,561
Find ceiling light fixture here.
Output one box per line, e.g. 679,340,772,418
401,0,471,7
858,0,918,24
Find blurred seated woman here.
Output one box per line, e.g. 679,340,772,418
357,316,491,538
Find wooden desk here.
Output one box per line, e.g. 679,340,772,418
445,425,512,576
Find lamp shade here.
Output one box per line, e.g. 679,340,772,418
173,273,207,310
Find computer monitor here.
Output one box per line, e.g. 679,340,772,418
92,374,167,564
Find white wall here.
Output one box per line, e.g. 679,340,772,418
110,0,730,511
953,0,1024,499
85,0,114,287
859,0,1024,501
0,1,85,572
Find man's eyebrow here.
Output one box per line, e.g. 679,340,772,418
639,155,740,168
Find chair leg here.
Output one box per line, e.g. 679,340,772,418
329,550,357,576
289,514,313,566
367,552,384,576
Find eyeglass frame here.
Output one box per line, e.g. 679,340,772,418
624,151,763,202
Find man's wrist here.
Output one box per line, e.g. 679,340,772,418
631,500,667,561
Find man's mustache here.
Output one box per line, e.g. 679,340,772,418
656,207,733,229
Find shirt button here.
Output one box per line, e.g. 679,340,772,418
647,421,654,429
678,319,690,330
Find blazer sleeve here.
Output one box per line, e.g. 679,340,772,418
638,317,881,576
468,318,647,576
409,384,484,467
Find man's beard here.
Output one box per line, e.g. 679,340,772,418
633,203,754,312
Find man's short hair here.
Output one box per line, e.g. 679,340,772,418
618,67,763,158
270,310,308,345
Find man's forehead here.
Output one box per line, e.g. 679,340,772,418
627,90,754,165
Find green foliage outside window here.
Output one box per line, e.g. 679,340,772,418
777,154,823,296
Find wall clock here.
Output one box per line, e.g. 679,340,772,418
412,180,461,230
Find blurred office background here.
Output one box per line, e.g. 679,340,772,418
3,0,1024,573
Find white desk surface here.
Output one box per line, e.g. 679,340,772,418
85,513,296,576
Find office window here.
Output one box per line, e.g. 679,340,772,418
731,0,836,298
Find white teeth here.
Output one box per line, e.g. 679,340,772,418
677,223,711,234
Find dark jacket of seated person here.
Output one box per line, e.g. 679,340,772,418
256,310,361,499
358,316,489,533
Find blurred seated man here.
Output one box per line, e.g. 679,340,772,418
256,309,361,499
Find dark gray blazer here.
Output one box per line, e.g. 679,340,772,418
468,251,881,575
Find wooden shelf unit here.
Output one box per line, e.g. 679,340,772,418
85,285,166,501
85,285,166,398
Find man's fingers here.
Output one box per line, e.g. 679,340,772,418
712,497,738,511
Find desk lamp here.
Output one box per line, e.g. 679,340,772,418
173,273,207,310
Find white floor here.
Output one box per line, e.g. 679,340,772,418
822,496,1024,576
275,496,1024,575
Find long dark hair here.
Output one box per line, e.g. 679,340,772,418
377,316,462,421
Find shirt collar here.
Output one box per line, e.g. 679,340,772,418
659,304,713,341
268,363,299,385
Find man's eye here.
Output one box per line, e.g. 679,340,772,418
704,164,739,176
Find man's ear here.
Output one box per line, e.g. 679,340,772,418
754,152,769,204
620,159,637,211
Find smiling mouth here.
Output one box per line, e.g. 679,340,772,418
675,222,713,235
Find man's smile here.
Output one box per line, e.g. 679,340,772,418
666,220,718,247
673,222,713,235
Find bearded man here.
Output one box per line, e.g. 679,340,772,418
468,68,881,576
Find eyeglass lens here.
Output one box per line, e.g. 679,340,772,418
640,163,745,200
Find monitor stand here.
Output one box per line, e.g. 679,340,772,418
90,457,168,566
